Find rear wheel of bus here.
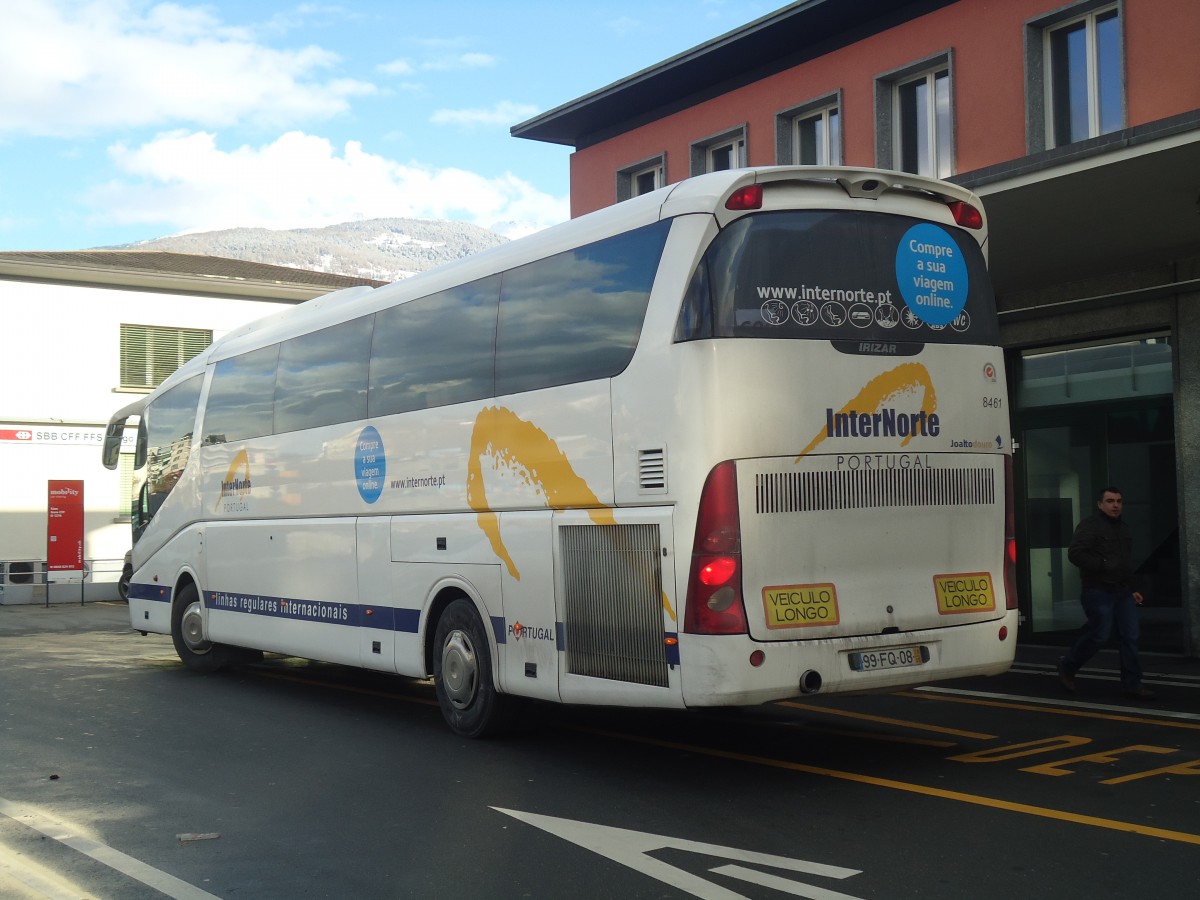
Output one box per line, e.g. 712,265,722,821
433,598,518,738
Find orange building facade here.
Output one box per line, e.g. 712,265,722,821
516,0,1200,655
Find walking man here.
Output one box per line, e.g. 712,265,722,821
1057,486,1155,700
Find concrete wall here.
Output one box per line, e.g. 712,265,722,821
0,278,290,602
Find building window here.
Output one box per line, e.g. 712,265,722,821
875,54,954,178
119,324,212,391
616,155,666,202
690,127,747,176
1046,5,1122,147
896,69,951,177
776,95,842,166
1025,2,1123,153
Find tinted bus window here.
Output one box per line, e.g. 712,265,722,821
275,316,373,433
203,345,280,444
495,220,671,395
677,210,997,345
144,374,202,502
369,277,500,416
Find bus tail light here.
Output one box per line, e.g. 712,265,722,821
948,200,984,230
1003,455,1019,610
725,185,763,211
684,461,749,635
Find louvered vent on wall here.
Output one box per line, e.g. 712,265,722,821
756,466,995,514
560,523,668,687
638,446,667,493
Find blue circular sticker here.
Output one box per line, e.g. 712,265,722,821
895,223,969,327
355,426,385,504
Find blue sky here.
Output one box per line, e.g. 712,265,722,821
0,0,780,250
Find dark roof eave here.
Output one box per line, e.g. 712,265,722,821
511,0,958,149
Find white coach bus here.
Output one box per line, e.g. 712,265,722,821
103,166,1017,737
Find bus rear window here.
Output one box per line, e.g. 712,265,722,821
675,210,998,345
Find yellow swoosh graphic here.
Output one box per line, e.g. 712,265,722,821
468,406,614,581
797,362,938,459
466,406,675,623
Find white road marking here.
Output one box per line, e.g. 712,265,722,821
0,840,94,900
0,798,221,900
493,807,864,900
914,684,1200,722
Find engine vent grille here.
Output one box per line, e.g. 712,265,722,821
756,466,995,514
560,523,667,687
638,447,667,493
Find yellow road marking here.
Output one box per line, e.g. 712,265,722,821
246,668,1200,845
897,690,1200,732
577,727,1200,847
780,700,996,740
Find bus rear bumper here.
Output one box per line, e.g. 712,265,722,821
678,608,1019,708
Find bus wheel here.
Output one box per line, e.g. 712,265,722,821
171,583,229,673
433,598,517,738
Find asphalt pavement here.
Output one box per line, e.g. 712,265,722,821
2,599,1197,693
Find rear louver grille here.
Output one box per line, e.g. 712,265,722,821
560,523,668,687
756,467,995,514
638,447,666,493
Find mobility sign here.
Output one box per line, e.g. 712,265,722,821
47,480,85,572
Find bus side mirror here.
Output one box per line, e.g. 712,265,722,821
102,420,126,470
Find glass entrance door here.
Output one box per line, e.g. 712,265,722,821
1012,339,1181,650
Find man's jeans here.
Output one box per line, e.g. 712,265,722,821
1062,587,1143,690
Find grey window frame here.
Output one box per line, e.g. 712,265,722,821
617,154,666,202
775,92,842,166
1025,1,1124,153
690,126,747,176
875,52,955,177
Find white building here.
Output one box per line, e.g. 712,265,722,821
0,251,382,604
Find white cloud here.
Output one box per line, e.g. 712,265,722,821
0,0,375,135
87,130,568,235
431,101,540,128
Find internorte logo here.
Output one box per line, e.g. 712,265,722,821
797,362,938,459
215,449,252,512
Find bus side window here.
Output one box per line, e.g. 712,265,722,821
203,345,280,444
674,260,713,342
275,316,373,433
495,220,670,395
368,276,499,417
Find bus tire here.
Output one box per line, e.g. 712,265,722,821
171,583,230,673
432,598,517,738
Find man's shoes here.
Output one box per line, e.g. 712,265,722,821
1056,660,1076,693
1125,685,1157,701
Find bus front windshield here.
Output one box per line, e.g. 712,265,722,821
133,374,203,542
676,209,997,346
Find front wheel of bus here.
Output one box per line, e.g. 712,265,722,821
433,598,516,738
171,583,230,673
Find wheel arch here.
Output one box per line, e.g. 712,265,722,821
422,580,497,680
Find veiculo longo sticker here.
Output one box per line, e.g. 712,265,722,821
355,425,386,504
895,223,968,327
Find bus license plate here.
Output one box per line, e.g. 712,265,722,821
848,645,928,672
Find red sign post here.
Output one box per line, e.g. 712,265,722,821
47,481,85,604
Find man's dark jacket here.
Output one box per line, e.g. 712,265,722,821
1067,511,1135,592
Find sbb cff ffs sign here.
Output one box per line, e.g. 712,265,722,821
47,480,85,572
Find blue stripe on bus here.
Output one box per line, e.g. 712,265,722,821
490,616,506,644
128,582,172,603
205,589,422,633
